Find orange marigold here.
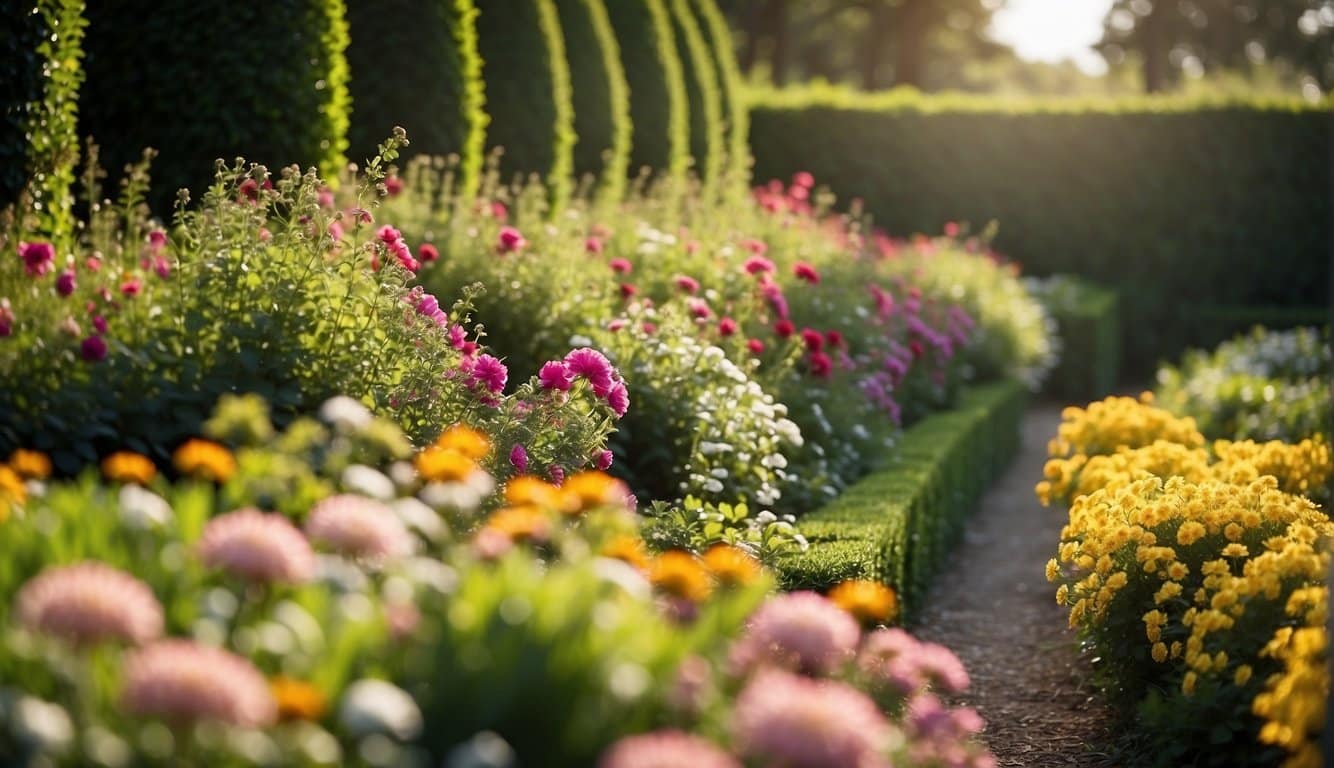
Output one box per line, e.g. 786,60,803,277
434,425,491,460
8,449,52,480
415,446,476,483
505,476,563,510
561,471,631,514
269,677,327,721
601,535,650,571
650,551,713,602
0,465,25,521
173,439,236,483
702,544,762,586
484,505,551,543
828,580,900,625
101,451,157,485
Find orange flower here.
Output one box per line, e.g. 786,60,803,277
650,551,713,602
601,535,650,571
484,505,552,542
504,476,562,510
435,425,491,460
101,451,157,485
561,471,630,515
415,446,476,483
703,544,762,586
269,677,327,721
173,439,236,483
829,580,899,625
0,465,25,521
8,449,52,480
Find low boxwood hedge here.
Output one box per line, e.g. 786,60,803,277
1029,275,1121,401
778,379,1027,619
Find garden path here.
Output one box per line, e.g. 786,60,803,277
914,405,1118,767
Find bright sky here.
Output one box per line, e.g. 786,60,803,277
990,0,1115,75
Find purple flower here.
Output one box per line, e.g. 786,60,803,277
732,668,894,768
730,591,860,675
305,494,413,562
55,269,76,297
538,360,574,391
509,444,528,474
17,561,164,646
81,335,108,362
120,640,275,726
599,730,740,768
19,241,55,277
469,354,508,394
197,508,316,584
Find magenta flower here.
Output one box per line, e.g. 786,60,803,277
742,255,774,275
376,225,403,245
774,320,794,339
793,262,820,284
808,351,832,378
718,317,738,337
509,444,528,473
606,381,630,418
730,591,859,675
55,269,76,297
564,348,615,395
800,328,824,352
594,450,614,470
539,360,574,391
687,298,711,319
91,315,108,335
120,278,142,297
81,335,108,362
732,668,893,768
148,229,168,249
19,241,56,276
674,275,700,294
121,640,276,727
305,494,413,562
469,354,508,394
609,258,632,274
548,465,565,485
384,175,405,196
0,307,12,337
741,239,768,257
318,188,336,209
746,338,764,354
152,256,172,279
497,226,526,253
415,293,448,327
17,561,164,646
585,236,603,255
418,243,440,262
599,730,740,768
197,508,316,584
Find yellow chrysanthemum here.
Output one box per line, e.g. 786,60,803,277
483,505,551,542
173,439,236,482
415,446,476,483
504,476,562,510
101,451,157,485
649,551,712,602
0,465,25,521
829,579,899,625
8,449,52,480
434,425,491,460
702,544,762,587
561,471,630,514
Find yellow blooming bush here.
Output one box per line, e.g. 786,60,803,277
1254,597,1328,768
1045,392,1205,461
1211,438,1332,504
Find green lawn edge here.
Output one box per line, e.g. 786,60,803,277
776,379,1028,621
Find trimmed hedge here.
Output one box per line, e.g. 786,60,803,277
778,379,1027,619
669,0,723,193
604,0,689,182
346,0,487,196
79,2,350,211
747,88,1331,374
556,0,631,201
689,0,749,189
1029,275,1121,401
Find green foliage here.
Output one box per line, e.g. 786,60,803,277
604,0,690,182
776,380,1027,618
1155,326,1332,443
669,0,723,194
345,0,488,197
1028,275,1121,401
747,87,1331,374
78,1,350,213
475,0,575,209
691,0,750,191
557,0,632,202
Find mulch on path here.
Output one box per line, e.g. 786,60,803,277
913,405,1120,768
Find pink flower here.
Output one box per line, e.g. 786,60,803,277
197,508,316,584
547,465,565,485
718,317,738,337
774,319,794,339
91,315,108,335
688,298,711,319
742,255,774,275
741,239,768,256
328,220,345,242
152,256,172,279
730,591,860,675
792,171,814,188
469,354,508,394
258,227,273,242
538,360,574,391
497,226,526,253
238,178,261,203
674,275,700,294
318,187,336,209
826,330,844,348
17,562,164,645
746,338,764,354
944,221,960,238
55,269,76,297
148,229,168,249
19,241,55,276
120,640,276,727
120,278,142,297
606,381,630,418
609,258,632,274
415,293,448,327
509,444,528,473
793,262,820,284
619,283,637,299
808,351,832,378
0,305,12,337
732,668,893,768
594,450,614,470
81,335,108,362
599,730,741,768
376,225,403,245
585,236,603,255
800,328,824,352
418,243,440,262
85,256,101,272
305,494,413,561
490,201,509,221
564,348,615,395
449,324,469,350
384,175,404,196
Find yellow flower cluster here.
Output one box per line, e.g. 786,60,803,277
1210,438,1332,501
1254,614,1327,768
1045,392,1205,460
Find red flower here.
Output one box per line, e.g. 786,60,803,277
809,351,832,378
747,338,765,355
774,319,795,338
793,262,820,284
619,283,637,299
718,317,738,337
910,340,924,359
800,328,824,352
384,176,404,197
610,258,632,274
826,330,845,348
418,243,440,262
120,279,143,297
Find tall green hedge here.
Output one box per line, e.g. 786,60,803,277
691,0,749,190
346,0,487,197
668,0,722,193
748,88,1331,373
556,0,631,202
604,0,689,182
475,0,574,208
1,0,84,240
79,2,349,212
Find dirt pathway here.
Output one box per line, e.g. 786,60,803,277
913,405,1118,767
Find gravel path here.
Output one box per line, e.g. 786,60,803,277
914,405,1118,767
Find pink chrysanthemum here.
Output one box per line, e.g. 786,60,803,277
19,241,55,276
120,640,276,727
197,508,316,584
497,226,526,253
415,293,449,327
674,275,700,294
564,348,615,395
742,255,773,275
305,494,413,561
538,360,575,391
606,381,630,418
732,668,893,768
731,591,859,675
469,354,508,394
793,262,820,284
17,562,164,646
376,225,403,245
599,730,741,768
594,449,614,470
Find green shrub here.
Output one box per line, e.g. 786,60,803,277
777,380,1027,616
475,0,575,209
747,87,1330,373
691,0,749,191
668,0,723,193
557,0,631,201
79,1,350,213
1027,275,1121,401
604,0,689,182
346,0,487,197
1,0,85,241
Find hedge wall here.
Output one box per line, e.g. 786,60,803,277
777,379,1027,620
346,0,487,197
689,0,749,189
556,0,631,201
79,1,350,212
604,0,689,182
475,0,574,208
1029,275,1121,401
1,0,84,239
668,0,723,193
748,89,1331,373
